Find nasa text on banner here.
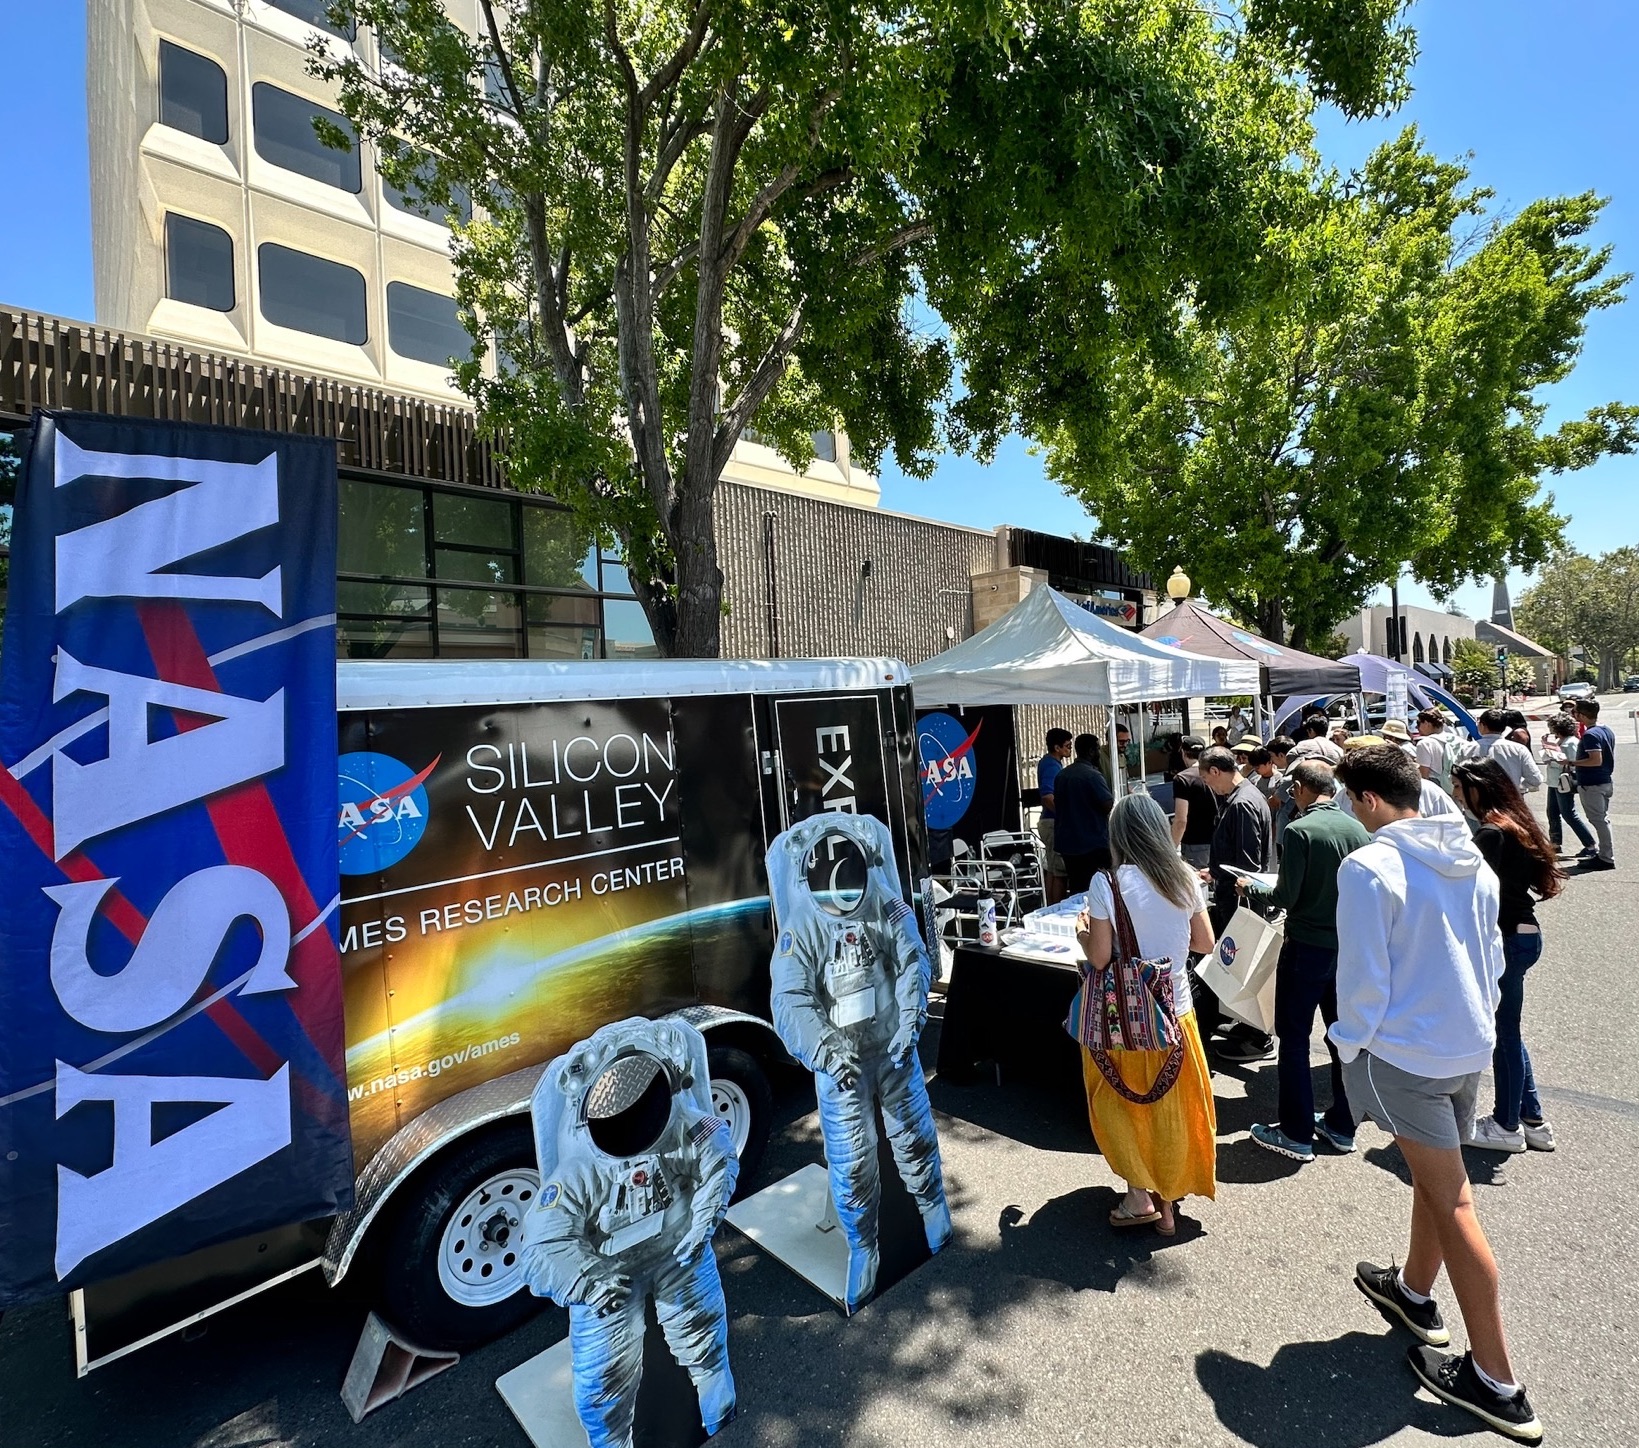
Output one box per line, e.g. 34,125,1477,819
0,412,352,1307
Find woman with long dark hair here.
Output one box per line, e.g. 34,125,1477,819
1451,758,1565,1153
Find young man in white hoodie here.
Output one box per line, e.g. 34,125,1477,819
1331,745,1541,1444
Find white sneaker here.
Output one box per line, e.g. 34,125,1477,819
1467,1115,1527,1154
1522,1119,1556,1152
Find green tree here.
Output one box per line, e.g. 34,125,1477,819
314,0,1412,655
1039,129,1639,649
1518,547,1639,690
1450,637,1500,707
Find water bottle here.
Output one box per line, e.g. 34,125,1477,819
977,896,998,947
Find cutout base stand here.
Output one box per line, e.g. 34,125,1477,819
725,1105,934,1315
340,1311,459,1423
496,1298,709,1448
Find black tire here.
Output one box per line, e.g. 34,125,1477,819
376,1122,546,1351
706,1045,772,1199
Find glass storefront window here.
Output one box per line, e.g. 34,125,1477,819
436,586,523,657
522,508,592,590
600,560,632,596
433,490,513,549
526,593,599,628
338,478,426,578
529,625,600,660
337,618,434,659
602,598,658,659
433,547,518,587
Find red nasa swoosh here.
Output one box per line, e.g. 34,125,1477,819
922,719,984,799
339,754,442,845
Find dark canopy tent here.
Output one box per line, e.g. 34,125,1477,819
1139,599,1363,697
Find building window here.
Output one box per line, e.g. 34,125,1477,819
251,82,361,192
386,282,468,367
1413,632,1425,665
382,149,472,227
164,214,235,312
336,476,606,660
812,429,837,463
264,0,357,40
158,41,229,145
1443,636,1452,665
258,243,367,343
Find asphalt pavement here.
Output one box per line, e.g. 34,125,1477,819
3,721,1636,1448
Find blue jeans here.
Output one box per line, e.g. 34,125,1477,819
1274,939,1352,1145
1545,785,1595,851
1493,930,1544,1131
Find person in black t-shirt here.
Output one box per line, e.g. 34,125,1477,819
1169,735,1218,869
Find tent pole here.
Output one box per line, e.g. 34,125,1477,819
1108,709,1123,795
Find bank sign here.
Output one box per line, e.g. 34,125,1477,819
0,413,353,1307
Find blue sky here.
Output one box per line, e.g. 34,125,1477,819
3,1,1634,620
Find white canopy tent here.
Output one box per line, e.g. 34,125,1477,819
911,586,1260,706
911,587,1261,793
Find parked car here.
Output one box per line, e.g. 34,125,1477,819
1624,676,1639,692
1558,681,1596,703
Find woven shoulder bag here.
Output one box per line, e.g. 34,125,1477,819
1064,869,1185,1105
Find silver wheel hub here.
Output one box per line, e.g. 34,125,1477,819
710,1077,754,1159
437,1166,540,1308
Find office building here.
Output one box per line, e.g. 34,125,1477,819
84,0,879,507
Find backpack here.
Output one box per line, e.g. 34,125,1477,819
1064,870,1184,1104
1434,731,1471,795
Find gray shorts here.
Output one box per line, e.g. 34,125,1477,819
1037,817,1066,877
1341,1052,1479,1150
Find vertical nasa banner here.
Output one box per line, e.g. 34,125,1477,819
915,705,1019,854
0,413,351,1307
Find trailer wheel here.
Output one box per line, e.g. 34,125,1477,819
377,1123,545,1351
707,1046,772,1197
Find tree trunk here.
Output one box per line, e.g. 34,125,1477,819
667,483,724,658
1257,599,1288,646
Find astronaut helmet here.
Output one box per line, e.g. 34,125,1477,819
531,1017,715,1179
768,812,904,931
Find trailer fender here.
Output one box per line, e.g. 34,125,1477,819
323,1009,786,1287
323,1062,546,1286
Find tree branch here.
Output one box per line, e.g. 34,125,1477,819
638,0,715,108
849,219,935,270
712,302,806,478
652,241,701,301
477,0,529,117
720,165,851,276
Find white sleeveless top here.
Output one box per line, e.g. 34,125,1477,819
1086,864,1206,1012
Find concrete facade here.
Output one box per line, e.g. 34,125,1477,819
1341,604,1475,669
83,0,879,507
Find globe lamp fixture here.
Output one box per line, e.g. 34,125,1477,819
1166,566,1191,603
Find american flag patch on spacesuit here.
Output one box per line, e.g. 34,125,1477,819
690,1115,726,1147
887,898,915,928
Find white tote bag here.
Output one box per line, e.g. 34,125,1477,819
1196,906,1285,1034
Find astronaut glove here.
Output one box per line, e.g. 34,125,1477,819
818,1039,862,1090
888,1021,920,1068
585,1273,633,1318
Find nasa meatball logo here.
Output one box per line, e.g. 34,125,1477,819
337,751,440,875
1219,936,1238,967
918,712,982,831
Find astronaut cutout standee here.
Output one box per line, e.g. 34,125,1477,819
502,1018,737,1448
728,812,952,1313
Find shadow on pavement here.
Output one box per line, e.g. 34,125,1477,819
1216,1135,1307,1185
1195,1328,1471,1446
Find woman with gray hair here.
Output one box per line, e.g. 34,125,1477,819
1075,794,1217,1236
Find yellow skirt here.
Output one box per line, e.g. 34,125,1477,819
1082,1010,1217,1203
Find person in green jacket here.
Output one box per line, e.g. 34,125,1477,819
1241,759,1371,1163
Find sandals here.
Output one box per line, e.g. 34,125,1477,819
1151,1192,1179,1237
1109,1200,1162,1228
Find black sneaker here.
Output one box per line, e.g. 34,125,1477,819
1353,1261,1450,1346
1407,1345,1542,1442
1213,1034,1275,1063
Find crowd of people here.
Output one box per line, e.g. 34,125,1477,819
1029,695,1621,1443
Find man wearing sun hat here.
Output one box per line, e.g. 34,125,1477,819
1380,719,1419,760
